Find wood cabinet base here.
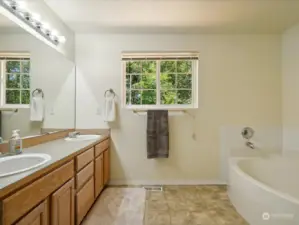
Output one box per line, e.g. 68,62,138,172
51,178,75,225
15,199,48,225
76,177,95,225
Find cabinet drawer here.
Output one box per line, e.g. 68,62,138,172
76,161,94,190
2,160,74,225
95,139,109,157
76,148,94,171
76,177,94,225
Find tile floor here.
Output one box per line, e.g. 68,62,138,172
144,186,249,225
83,185,249,225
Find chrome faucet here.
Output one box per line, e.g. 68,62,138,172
246,141,255,149
68,131,80,138
241,127,255,150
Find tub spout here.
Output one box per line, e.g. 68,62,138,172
246,141,255,149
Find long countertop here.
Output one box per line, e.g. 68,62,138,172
0,134,109,198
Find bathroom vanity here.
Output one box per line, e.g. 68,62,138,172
0,133,110,225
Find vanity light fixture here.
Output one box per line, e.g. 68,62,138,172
0,0,66,45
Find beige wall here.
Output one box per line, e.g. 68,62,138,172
282,24,299,151
76,34,282,184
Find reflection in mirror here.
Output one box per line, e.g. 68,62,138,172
0,13,75,142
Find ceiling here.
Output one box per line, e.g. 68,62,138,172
44,0,299,34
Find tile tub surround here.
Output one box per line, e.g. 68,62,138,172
82,186,248,225
0,131,109,198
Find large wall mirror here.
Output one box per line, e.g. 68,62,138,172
0,12,75,142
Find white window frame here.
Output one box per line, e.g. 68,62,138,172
0,53,31,109
121,52,199,110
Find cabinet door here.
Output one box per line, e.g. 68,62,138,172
95,154,104,197
103,149,110,185
51,178,75,225
76,177,94,225
16,199,48,225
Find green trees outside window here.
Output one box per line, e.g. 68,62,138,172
5,60,30,105
126,60,192,105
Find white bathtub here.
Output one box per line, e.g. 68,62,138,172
228,155,299,225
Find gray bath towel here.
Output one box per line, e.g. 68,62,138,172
147,110,169,158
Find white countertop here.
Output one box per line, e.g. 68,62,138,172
0,136,105,191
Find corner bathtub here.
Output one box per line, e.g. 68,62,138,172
228,156,299,225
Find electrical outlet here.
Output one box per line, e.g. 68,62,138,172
49,107,55,115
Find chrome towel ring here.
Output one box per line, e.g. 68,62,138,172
32,88,44,98
104,89,115,98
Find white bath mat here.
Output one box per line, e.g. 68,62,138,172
82,188,146,225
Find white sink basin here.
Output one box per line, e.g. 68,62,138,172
64,135,101,142
0,153,51,178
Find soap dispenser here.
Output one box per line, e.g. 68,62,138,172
9,130,22,155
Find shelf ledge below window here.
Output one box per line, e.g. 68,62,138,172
0,108,18,113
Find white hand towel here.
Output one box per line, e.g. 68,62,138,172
103,97,116,122
30,96,44,121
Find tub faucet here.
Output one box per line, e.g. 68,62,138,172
246,141,255,149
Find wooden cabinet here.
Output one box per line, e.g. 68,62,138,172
95,154,104,197
51,179,75,225
2,160,74,225
16,199,48,225
76,177,94,225
103,149,110,185
0,138,110,225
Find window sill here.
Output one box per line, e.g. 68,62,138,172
0,105,30,112
1,104,30,109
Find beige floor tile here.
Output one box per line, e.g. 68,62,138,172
148,191,165,201
145,210,171,225
170,210,191,225
147,199,169,211
83,186,248,225
167,199,206,212
189,211,218,225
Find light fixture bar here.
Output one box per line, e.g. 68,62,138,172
0,0,65,46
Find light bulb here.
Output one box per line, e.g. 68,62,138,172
58,36,66,43
32,13,41,21
3,0,11,6
42,23,50,30
51,30,58,36
18,1,27,10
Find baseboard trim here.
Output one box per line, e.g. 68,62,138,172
109,179,227,186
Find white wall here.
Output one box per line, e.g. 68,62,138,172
282,24,299,152
0,33,75,140
76,34,282,184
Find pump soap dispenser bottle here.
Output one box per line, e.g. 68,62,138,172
9,130,22,155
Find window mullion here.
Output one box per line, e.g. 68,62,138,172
156,60,161,105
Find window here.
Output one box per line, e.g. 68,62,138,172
0,54,31,108
122,52,199,109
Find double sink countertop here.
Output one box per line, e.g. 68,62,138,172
0,134,109,199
